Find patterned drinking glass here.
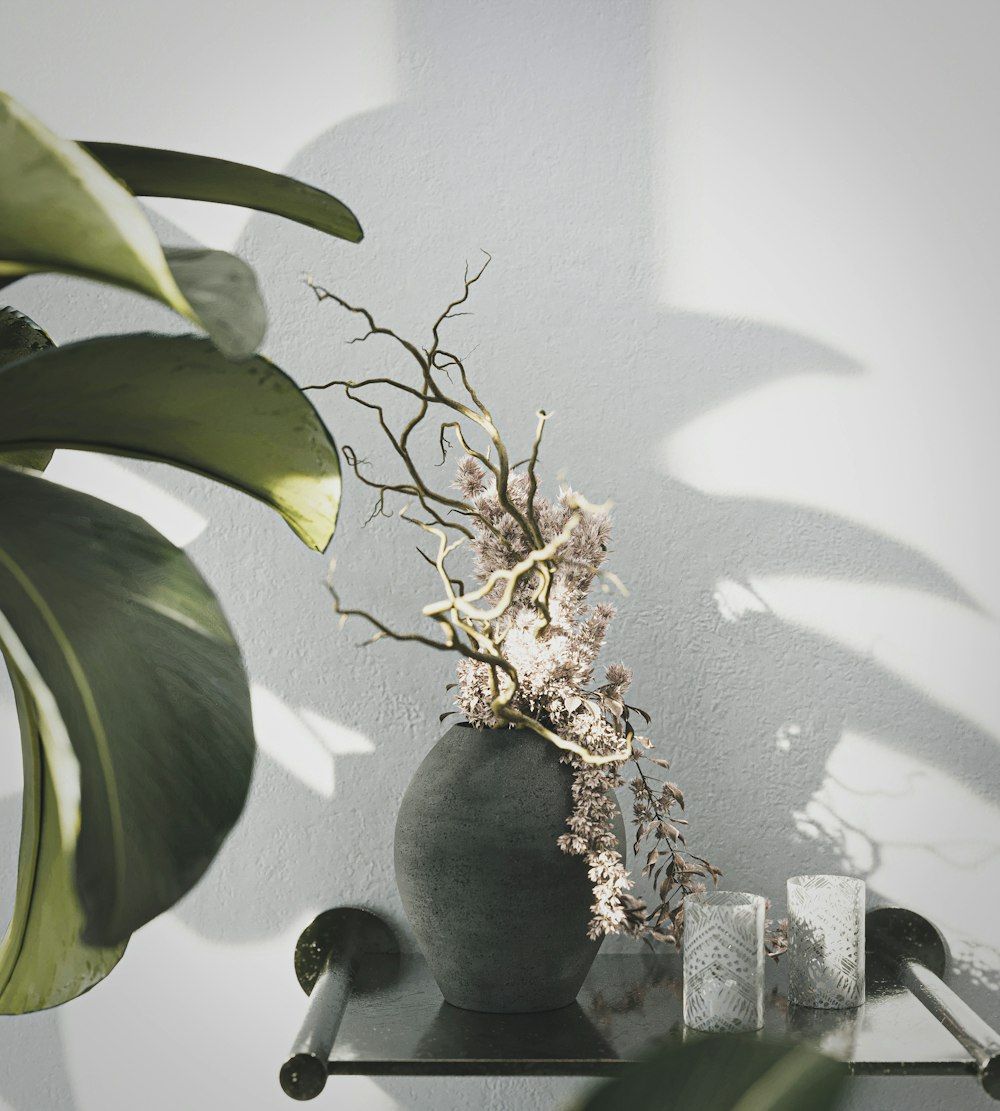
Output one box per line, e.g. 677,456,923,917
683,891,765,1033
787,875,865,1009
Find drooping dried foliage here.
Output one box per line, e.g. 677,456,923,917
308,258,721,942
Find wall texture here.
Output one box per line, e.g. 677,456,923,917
2,2,998,1109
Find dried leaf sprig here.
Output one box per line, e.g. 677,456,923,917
308,260,720,941
765,913,789,962
556,669,723,943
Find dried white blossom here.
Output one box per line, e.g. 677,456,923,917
454,455,487,499
453,463,718,940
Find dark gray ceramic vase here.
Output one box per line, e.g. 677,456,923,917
394,722,626,1013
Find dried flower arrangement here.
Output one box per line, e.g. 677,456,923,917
307,257,722,945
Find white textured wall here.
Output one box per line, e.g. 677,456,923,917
2,3,999,1109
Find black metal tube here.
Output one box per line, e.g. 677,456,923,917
899,959,1000,1100
866,907,1000,1101
280,953,352,1100
280,908,398,1101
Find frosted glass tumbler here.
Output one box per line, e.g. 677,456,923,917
787,875,865,1009
683,892,765,1032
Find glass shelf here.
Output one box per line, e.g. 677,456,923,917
279,907,1000,1101
326,952,978,1078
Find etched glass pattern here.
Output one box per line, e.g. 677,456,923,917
682,892,765,1033
788,874,865,1009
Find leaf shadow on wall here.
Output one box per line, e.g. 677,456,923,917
2,5,997,1109
240,0,1000,1019
169,0,1000,1013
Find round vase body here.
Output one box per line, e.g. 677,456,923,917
394,723,626,1013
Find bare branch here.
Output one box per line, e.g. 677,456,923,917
434,348,493,420
326,562,455,654
416,545,466,594
426,251,492,366
312,268,634,768
526,409,550,526
308,279,429,373
326,382,478,539
436,425,452,467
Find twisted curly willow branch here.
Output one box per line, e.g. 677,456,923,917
306,257,628,765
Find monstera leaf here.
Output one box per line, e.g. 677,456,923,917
0,331,341,550
0,468,253,1006
0,314,342,1010
0,92,263,357
0,92,363,358
0,87,356,1013
81,142,363,243
0,309,54,472
0,638,125,1013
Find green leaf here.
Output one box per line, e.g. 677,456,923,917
0,307,54,472
0,453,52,478
0,465,256,951
164,247,266,361
572,1035,847,1111
0,332,341,551
0,92,264,358
81,142,363,244
0,649,125,1013
0,306,53,366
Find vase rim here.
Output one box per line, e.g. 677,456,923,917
685,890,765,909
448,720,539,733
787,874,865,890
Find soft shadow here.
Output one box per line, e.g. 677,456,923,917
215,0,998,1005
3,6,997,1110
0,1009,81,1111
414,999,616,1064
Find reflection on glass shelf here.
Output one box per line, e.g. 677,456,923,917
324,953,977,1078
